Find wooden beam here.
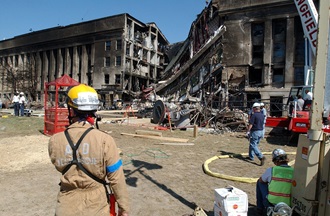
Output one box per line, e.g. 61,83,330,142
102,117,137,121
97,110,138,114
155,143,194,146
121,133,189,143
135,130,162,137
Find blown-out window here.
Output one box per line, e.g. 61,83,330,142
104,74,109,84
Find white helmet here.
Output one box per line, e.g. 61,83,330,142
20,92,24,95
272,149,287,162
252,102,260,108
260,102,264,106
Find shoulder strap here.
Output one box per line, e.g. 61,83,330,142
62,127,108,186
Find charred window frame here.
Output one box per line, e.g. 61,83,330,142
249,22,265,87
272,68,285,88
272,19,286,87
249,67,263,87
251,22,265,66
115,74,121,84
272,19,286,64
104,74,110,84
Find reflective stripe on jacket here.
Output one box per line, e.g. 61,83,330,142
268,166,294,206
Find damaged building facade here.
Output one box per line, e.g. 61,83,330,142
157,0,311,116
0,14,169,107
0,0,315,118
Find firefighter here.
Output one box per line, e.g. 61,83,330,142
256,149,294,216
48,84,129,216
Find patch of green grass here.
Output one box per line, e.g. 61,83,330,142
0,116,44,138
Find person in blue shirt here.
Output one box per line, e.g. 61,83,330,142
246,103,266,166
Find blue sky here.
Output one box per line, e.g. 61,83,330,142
0,0,207,43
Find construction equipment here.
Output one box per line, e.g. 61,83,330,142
290,0,330,215
265,0,330,135
265,85,330,134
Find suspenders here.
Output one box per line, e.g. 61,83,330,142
62,127,110,201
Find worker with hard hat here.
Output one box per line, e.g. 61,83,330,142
12,92,20,116
48,84,129,216
18,92,26,116
256,149,294,216
246,102,266,165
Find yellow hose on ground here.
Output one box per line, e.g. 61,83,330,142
202,152,296,184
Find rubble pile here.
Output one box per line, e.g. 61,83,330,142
148,99,248,133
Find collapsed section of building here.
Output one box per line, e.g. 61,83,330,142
156,0,309,119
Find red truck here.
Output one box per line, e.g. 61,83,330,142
265,85,330,133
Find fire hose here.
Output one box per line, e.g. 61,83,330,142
202,152,296,184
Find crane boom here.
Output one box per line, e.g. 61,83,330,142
294,0,319,55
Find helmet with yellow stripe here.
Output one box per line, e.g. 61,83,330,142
67,84,99,112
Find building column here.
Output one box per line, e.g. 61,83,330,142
72,46,79,81
285,17,295,87
263,20,272,86
64,48,71,76
81,45,88,84
0,58,4,92
35,52,42,91
57,48,63,77
89,44,95,86
42,51,49,83
10,56,18,92
49,50,56,80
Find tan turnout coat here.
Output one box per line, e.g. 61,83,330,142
48,122,129,216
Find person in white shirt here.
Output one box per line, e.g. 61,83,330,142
303,89,313,110
12,92,20,116
296,95,304,111
19,92,26,116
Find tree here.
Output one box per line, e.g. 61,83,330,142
0,53,39,101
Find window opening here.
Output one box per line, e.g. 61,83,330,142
116,56,121,66
105,41,111,51
104,74,109,84
116,40,122,50
105,57,111,67
115,74,121,84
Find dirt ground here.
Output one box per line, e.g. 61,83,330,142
0,116,297,216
